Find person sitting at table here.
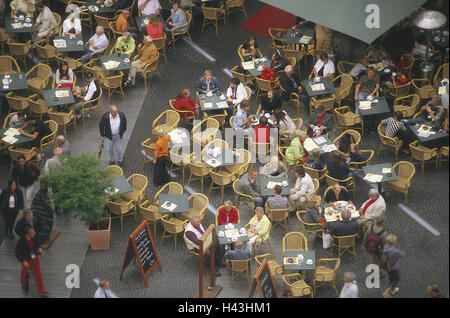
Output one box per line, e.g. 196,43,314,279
217,201,239,226
308,104,333,137
324,184,350,203
138,0,161,16
240,36,261,62
81,26,109,63
226,77,248,122
127,36,158,87
279,65,308,108
233,99,253,129
224,239,252,260
259,89,282,115
411,34,436,60
349,57,369,78
18,117,51,149
55,61,74,90
304,195,323,224
245,207,270,251
306,148,324,171
195,69,220,95
273,108,296,139
384,67,411,90
236,166,264,207
313,53,335,79
33,2,58,42
72,73,100,113
173,88,199,119
406,95,443,125
253,116,272,144
354,66,380,115
358,189,386,226
8,112,27,129
260,156,287,178
270,52,289,73
365,45,390,63
266,185,289,210
286,129,307,166
10,0,35,18
289,166,315,212
62,12,82,37
113,32,136,57
164,1,187,42
115,10,139,40
56,135,71,155
328,209,360,237
145,14,164,39
327,151,350,181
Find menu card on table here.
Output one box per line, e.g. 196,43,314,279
103,60,121,70
266,181,282,189
216,101,228,109
304,138,319,152
311,83,325,91
364,173,383,183
359,100,373,110
53,39,67,48
55,90,70,98
242,61,255,70
161,201,177,211
300,36,312,44
2,135,18,144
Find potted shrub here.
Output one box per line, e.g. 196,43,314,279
40,153,114,250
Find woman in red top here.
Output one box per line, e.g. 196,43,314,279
173,89,199,119
145,14,164,39
217,201,239,226
253,116,271,143
385,66,411,91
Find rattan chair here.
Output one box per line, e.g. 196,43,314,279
107,198,136,232
140,199,167,237
409,140,439,177
0,28,10,55
325,174,356,197
101,71,125,103
55,54,83,73
384,81,411,100
323,185,349,203
191,117,219,146
226,258,251,288
94,14,113,38
133,51,162,88
268,27,287,50
337,61,357,79
332,129,361,158
282,47,306,75
201,5,226,35
187,159,210,193
310,94,336,115
254,77,278,99
313,258,340,296
333,74,353,107
25,64,52,94
152,110,180,140
122,174,148,204
225,0,247,20
377,123,403,162
106,164,123,177
232,178,255,209
8,146,37,175
45,13,61,43
439,146,449,168
265,203,290,233
108,21,123,43
331,234,358,261
393,94,420,118
348,149,375,172
208,169,237,202
6,92,29,113
178,193,209,222
171,11,192,47
3,112,18,128
303,165,327,183
214,205,240,225
169,98,195,121
403,53,415,72
182,234,200,264
411,79,435,100
433,63,449,87
254,253,283,278
282,232,308,257
160,215,188,251
0,56,21,74
282,273,313,297
334,106,363,135
230,65,253,86
38,120,58,156
385,161,415,203
224,148,251,177
296,210,323,238
153,34,167,63
141,138,155,169
48,109,77,136
8,39,31,69
247,221,273,255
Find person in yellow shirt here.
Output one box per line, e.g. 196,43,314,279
246,207,271,251
128,36,159,86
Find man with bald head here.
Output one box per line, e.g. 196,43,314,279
99,105,127,166
45,147,63,172
56,135,71,155
279,64,309,108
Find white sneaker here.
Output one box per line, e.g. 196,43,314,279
391,287,400,295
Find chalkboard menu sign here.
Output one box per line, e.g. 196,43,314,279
248,259,277,298
31,189,54,244
120,220,162,288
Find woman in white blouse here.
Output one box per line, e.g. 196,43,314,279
273,108,297,139
55,61,74,90
313,53,335,78
63,13,82,37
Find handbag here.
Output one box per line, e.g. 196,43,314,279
322,231,331,249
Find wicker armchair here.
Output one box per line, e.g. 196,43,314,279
230,65,253,85
6,92,29,113
105,164,123,177
393,94,420,118
8,146,37,175
265,203,290,233
208,169,237,201
232,179,255,210
254,77,279,98
81,87,103,123
282,232,308,257
310,94,336,114
333,74,353,107
55,54,83,73
153,182,183,204
140,199,168,237
8,39,31,69
331,234,358,261
303,165,327,182
377,123,403,162
38,120,58,155
411,79,435,100
268,27,287,50
224,148,251,177
153,35,167,63
101,71,125,103
169,149,191,183
385,161,415,203
122,174,148,204
439,146,449,168
178,193,209,222
182,234,200,264
187,160,210,193
296,211,323,238
254,253,284,278
282,47,307,75
201,5,226,35
25,64,52,94
409,140,439,177
191,117,219,146
3,112,18,128
384,81,411,100
334,106,363,135
48,109,77,136
348,149,375,172
0,56,21,74
152,110,180,140
313,258,340,297
225,258,252,287
107,198,136,232
332,129,361,158
160,215,189,251
282,273,313,297
171,12,192,47
141,138,156,169
0,28,10,55
225,0,248,20
337,61,358,81
133,52,162,88
433,63,449,87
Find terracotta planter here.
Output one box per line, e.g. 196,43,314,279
87,217,111,250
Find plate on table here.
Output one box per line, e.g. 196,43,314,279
18,15,24,21
77,40,84,45
282,181,288,187
219,95,226,100
257,66,263,71
239,227,246,234
218,231,225,237
335,201,348,208
25,18,31,23
384,68,390,73
314,77,321,83
306,259,313,265
206,92,213,97
123,58,130,63
347,205,356,212
264,113,271,119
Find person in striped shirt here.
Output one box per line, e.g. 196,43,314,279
380,112,411,154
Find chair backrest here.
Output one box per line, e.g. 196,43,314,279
107,199,131,215
282,232,308,253
8,41,31,55
266,204,289,222
409,141,435,160
165,109,181,126
202,6,222,19
6,92,28,111
106,165,123,177
391,81,411,97
36,64,52,81
141,138,155,159
268,27,287,48
335,74,353,97
189,193,208,217
8,146,36,162
337,61,356,74
323,185,348,202
188,161,209,176
229,258,251,272
303,165,326,180
161,215,186,233
48,110,72,125
255,77,275,91
128,174,148,191
209,169,234,186
227,0,245,9
334,234,357,248
103,73,124,88
237,44,244,62
333,129,361,149
140,200,165,222
153,34,167,50
393,161,415,181
0,56,20,73
154,182,184,202
311,95,335,112
3,112,18,128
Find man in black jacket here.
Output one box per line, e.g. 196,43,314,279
99,105,127,166
15,226,48,297
328,209,360,237
12,155,40,210
279,65,309,109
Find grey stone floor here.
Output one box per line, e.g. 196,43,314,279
0,0,448,298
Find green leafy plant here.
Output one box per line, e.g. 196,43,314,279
40,153,114,229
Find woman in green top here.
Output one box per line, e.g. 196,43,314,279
286,129,307,166
113,32,136,57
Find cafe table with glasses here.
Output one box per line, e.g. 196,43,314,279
0,127,33,147
407,123,449,148
363,162,398,193
104,175,133,198
284,26,314,46
242,56,270,77
199,92,229,112
259,177,290,196
0,73,28,92
215,222,249,245
43,88,75,107
101,55,131,72
4,17,34,34
158,194,190,215
202,147,237,168
323,201,359,223
53,36,85,53
283,250,316,271
303,77,336,97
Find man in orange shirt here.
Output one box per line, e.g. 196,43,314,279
115,10,138,40
128,36,159,86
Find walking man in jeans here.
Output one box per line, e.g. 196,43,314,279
15,226,48,297
99,105,127,166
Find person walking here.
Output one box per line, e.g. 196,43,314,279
362,216,388,277
15,226,48,297
99,105,127,166
11,156,40,210
0,180,24,240
340,272,358,298
93,279,118,298
382,234,406,297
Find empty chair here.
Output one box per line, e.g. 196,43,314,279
226,258,252,288
331,234,358,261
140,199,167,236
27,94,48,120
225,0,248,20
313,258,340,297
208,169,236,201
122,174,148,204
8,40,31,69
254,253,284,278
6,92,29,113
178,193,209,222
48,109,77,136
141,138,156,169
201,5,226,35
393,94,420,118
409,140,439,176
160,215,188,251
0,56,21,74
106,165,123,177
107,198,137,232
385,161,415,203
26,64,52,94
282,232,308,257
153,182,183,204
152,110,180,141
282,273,313,297
191,117,219,146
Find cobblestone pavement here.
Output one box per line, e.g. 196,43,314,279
0,0,448,298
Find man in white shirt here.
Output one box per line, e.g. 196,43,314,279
93,279,118,298
313,53,335,78
138,0,161,16
72,73,100,113
44,147,63,173
226,78,248,122
99,105,127,166
63,13,82,37
9,112,27,128
289,166,315,211
340,272,358,298
33,2,58,41
81,26,109,63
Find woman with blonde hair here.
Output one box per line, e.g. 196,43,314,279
285,129,308,166
146,14,164,39
217,201,239,226
153,127,171,186
306,148,324,171
304,195,323,224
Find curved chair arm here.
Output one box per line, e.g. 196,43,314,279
25,64,39,78
171,20,190,35
152,111,169,130
90,46,108,62
348,149,375,170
